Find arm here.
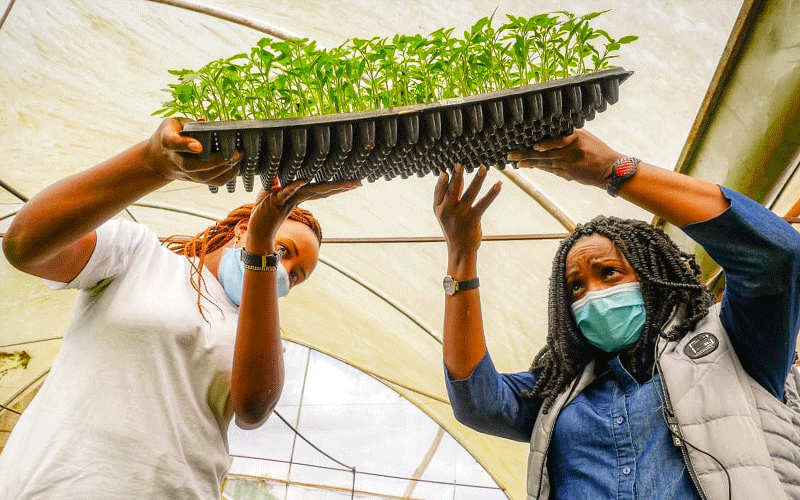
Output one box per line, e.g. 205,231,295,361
511,129,800,397
433,165,540,440
433,164,500,379
2,119,240,282
509,129,730,226
231,180,359,428
681,188,800,398
445,354,540,442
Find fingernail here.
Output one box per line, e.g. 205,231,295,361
533,144,541,151
507,153,520,161
188,142,201,152
478,165,488,175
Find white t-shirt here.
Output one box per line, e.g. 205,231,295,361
0,220,240,499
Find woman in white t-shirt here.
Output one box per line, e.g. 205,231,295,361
0,119,358,499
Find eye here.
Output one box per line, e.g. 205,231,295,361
603,267,620,278
278,243,289,256
289,270,299,285
568,280,583,294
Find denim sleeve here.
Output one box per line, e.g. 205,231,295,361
681,186,800,399
444,352,541,442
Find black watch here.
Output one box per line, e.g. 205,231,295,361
241,249,282,271
443,276,480,295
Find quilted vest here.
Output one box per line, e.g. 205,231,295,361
526,303,800,500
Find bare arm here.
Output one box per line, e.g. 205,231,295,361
509,129,730,227
231,180,359,428
433,165,502,379
2,119,240,282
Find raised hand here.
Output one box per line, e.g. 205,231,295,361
247,179,361,248
508,129,625,188
144,118,242,186
433,164,502,258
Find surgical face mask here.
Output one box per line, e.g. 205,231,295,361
570,282,646,353
218,247,290,306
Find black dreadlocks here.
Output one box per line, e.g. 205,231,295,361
527,216,715,412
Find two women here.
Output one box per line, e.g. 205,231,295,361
435,129,800,499
0,118,356,499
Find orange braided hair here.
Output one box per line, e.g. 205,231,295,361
163,204,322,316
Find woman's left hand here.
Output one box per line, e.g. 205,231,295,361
246,179,360,249
434,164,502,259
508,129,624,188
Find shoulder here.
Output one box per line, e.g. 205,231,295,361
57,220,171,290
96,219,160,248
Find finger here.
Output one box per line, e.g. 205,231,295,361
433,171,449,207
460,165,488,207
254,187,269,205
473,181,502,217
291,185,355,204
180,156,239,182
304,182,361,200
446,163,465,201
275,179,309,205
204,163,241,186
308,179,362,193
517,158,558,169
161,119,203,154
290,179,360,200
302,186,358,201
532,131,579,152
509,147,576,163
177,150,242,175
527,164,575,181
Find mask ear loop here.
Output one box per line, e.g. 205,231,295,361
652,333,732,500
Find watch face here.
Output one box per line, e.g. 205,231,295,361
443,276,455,295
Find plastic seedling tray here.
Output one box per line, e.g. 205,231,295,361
181,67,632,193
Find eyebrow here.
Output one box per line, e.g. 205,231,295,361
566,256,624,276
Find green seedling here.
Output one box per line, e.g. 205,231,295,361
154,11,636,121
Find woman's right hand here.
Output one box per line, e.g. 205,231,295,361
433,164,502,259
144,118,242,186
245,179,361,253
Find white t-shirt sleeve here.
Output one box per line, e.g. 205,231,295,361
43,219,155,290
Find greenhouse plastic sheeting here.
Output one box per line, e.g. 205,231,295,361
0,1,765,499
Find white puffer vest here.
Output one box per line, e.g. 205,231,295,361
526,303,800,500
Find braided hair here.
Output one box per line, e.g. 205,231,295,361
528,216,715,412
163,205,322,316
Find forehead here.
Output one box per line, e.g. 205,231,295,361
279,219,320,263
565,233,624,266
280,219,319,244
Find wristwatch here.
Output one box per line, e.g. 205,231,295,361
606,157,640,197
241,249,282,271
443,275,480,295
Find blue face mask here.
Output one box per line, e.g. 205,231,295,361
570,282,646,353
218,247,290,306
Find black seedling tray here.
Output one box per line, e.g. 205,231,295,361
181,67,632,193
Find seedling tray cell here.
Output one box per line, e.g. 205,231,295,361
181,67,632,192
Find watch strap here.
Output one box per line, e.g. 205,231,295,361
443,275,480,295
606,157,640,197
241,249,281,271
455,277,480,292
